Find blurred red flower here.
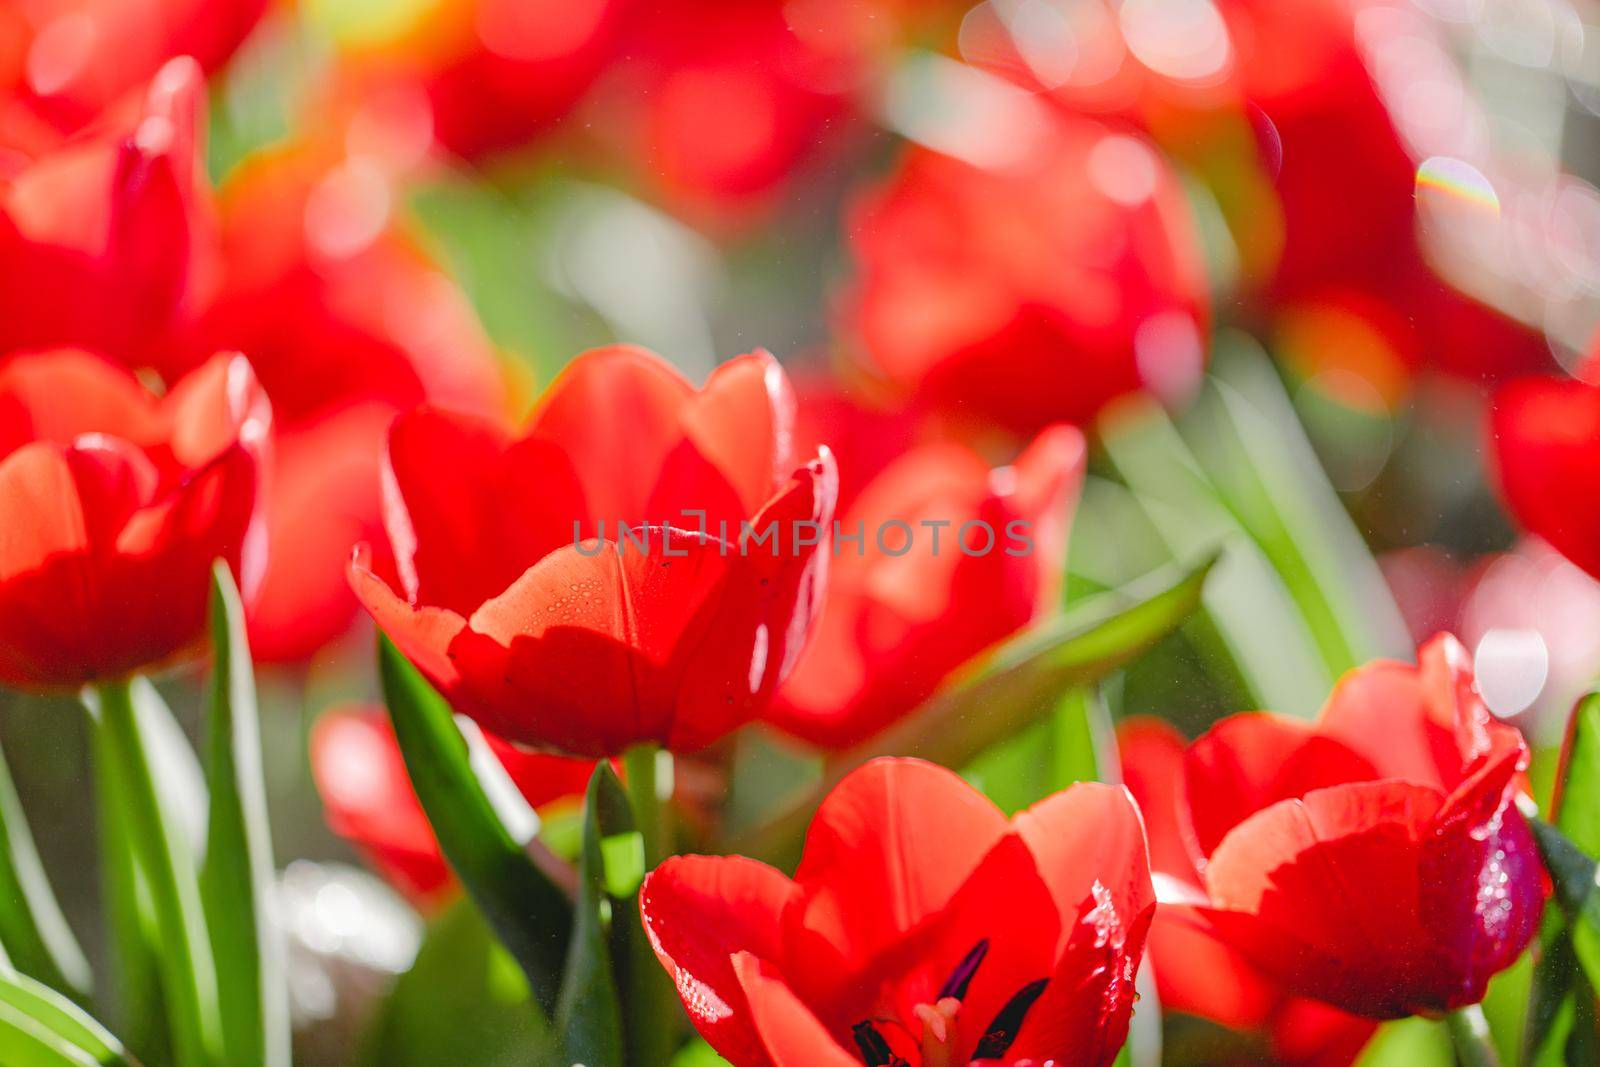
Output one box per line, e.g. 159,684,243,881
842,113,1209,436
169,144,506,662
596,0,859,219
1118,717,1375,1067
0,56,211,371
640,757,1154,1066
310,704,593,910
350,345,836,758
0,0,265,148
1492,370,1600,581
0,348,268,689
768,385,1085,749
1174,634,1543,1019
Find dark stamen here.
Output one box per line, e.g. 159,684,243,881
937,939,990,1001
971,978,1049,1059
851,1021,907,1067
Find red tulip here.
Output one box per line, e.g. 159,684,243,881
350,345,837,758
1491,372,1600,581
1118,718,1375,1066
0,56,211,370
0,0,265,147
640,757,1155,1066
598,0,858,218
171,144,506,661
1173,634,1543,1019
769,388,1085,748
310,704,593,910
0,348,268,689
843,113,1209,435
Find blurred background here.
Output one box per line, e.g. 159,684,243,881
7,0,1600,1063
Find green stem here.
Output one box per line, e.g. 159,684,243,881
1445,1005,1501,1067
90,680,221,1067
622,744,672,865
618,744,680,1062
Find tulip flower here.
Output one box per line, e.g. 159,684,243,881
0,348,268,690
1172,634,1543,1019
768,386,1085,749
1118,718,1375,1066
0,0,266,147
0,56,211,370
310,705,593,909
1491,372,1600,582
350,345,837,758
842,114,1210,435
170,143,506,661
640,757,1155,1066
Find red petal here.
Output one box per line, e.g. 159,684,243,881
480,732,595,811
310,707,454,910
0,350,164,457
1491,375,1600,579
382,405,513,612
348,544,469,698
161,352,271,471
1182,713,1377,862
1117,717,1200,882
526,345,694,522
783,759,1008,991
1201,781,1446,1018
1145,900,1281,1032
1013,782,1155,960
455,531,737,756
666,349,795,519
732,953,859,1067
640,857,797,1067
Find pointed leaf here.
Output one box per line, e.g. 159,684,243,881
552,766,627,1067
0,736,89,1001
377,637,571,1013
0,967,135,1066
198,564,289,1067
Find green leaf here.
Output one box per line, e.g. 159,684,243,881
1354,1017,1453,1067
377,637,571,1013
0,735,89,1001
85,681,222,1067
1184,335,1412,674
1528,819,1600,988
359,900,541,1067
198,565,289,1067
1526,692,1600,1064
552,766,628,1067
0,967,135,1066
734,554,1216,864
1099,394,1331,716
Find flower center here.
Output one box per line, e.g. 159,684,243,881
848,939,1048,1066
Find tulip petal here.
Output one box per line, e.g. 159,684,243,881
526,345,695,522
456,530,736,755
310,708,452,909
784,759,1009,987
731,953,859,1067
640,857,796,1067
1118,717,1200,882
1491,375,1600,579
1014,782,1155,960
348,545,469,696
0,350,165,458
665,350,795,519
1182,713,1377,861
1202,781,1447,1017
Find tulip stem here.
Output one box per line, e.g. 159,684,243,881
1445,1005,1501,1067
622,743,672,866
88,680,222,1067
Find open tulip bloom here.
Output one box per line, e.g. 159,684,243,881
641,758,1155,1067
351,344,837,757
1167,635,1544,1020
